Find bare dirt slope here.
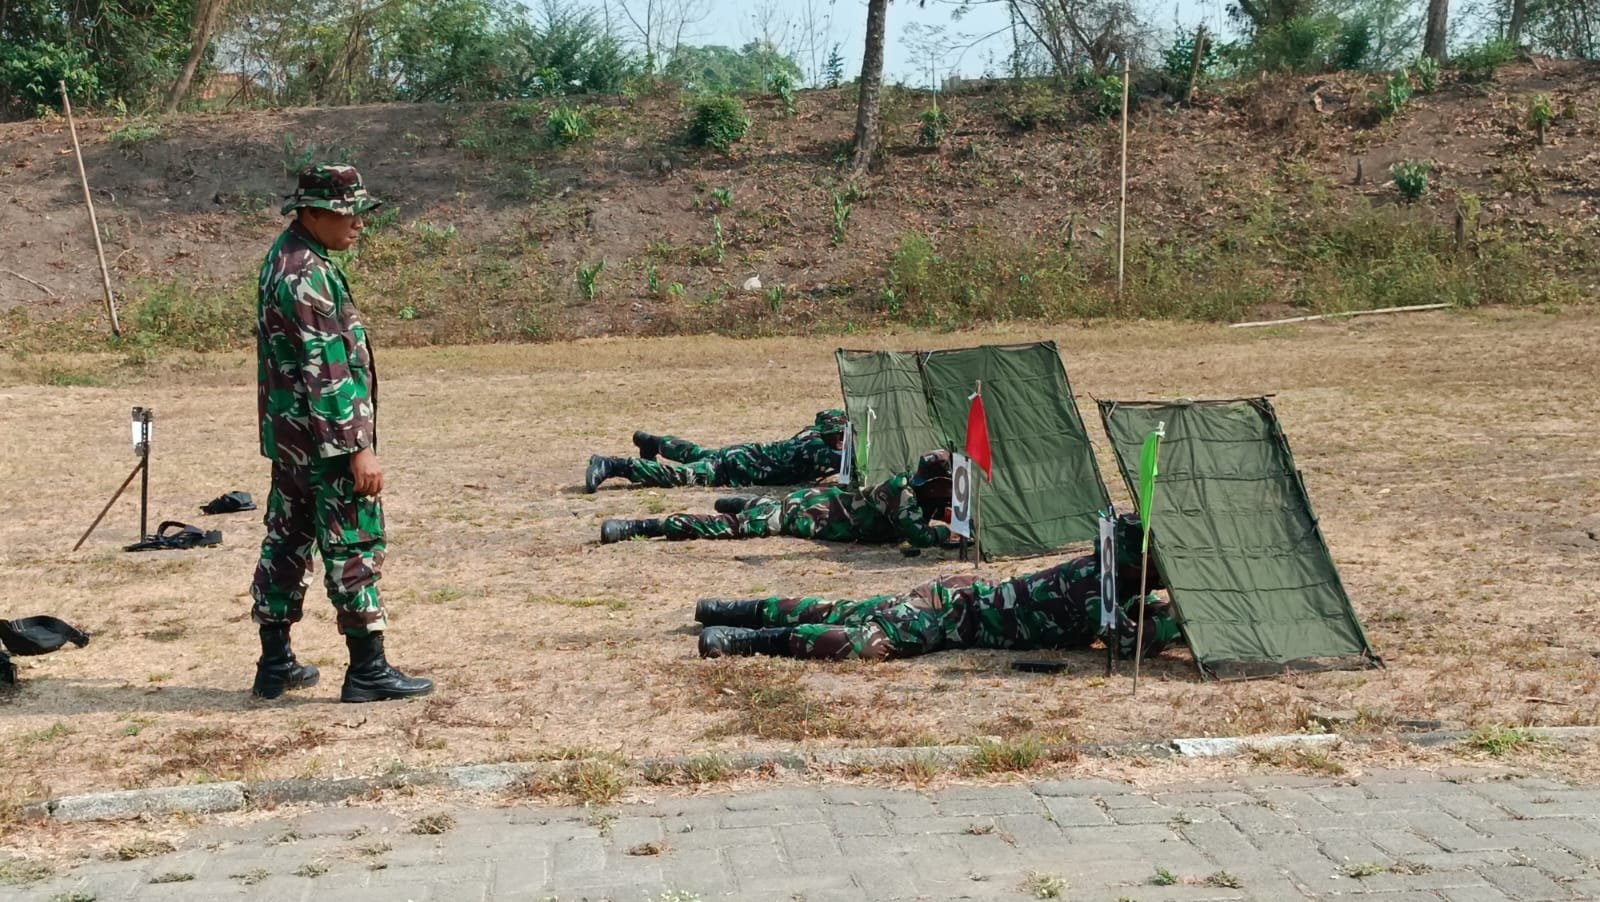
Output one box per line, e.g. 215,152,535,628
1,310,1596,803
1,61,1597,328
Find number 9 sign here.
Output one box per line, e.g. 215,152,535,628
950,452,974,538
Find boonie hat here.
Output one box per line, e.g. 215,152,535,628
282,163,383,216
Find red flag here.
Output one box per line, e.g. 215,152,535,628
966,389,992,480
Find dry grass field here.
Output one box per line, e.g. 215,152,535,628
2,309,1598,811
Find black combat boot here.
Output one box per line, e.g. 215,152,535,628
697,626,793,658
585,455,631,493
713,494,761,514
632,431,662,460
600,518,664,544
340,632,435,703
251,624,320,699
694,598,765,627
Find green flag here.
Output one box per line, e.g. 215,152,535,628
1137,422,1165,551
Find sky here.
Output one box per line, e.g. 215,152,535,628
635,0,1230,87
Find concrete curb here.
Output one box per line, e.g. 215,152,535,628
26,725,1600,823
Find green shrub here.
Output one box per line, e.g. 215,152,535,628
1372,68,1413,119
1004,83,1065,131
1245,16,1340,74
1390,159,1430,200
1074,70,1124,119
1412,56,1440,93
125,281,254,352
1526,94,1553,144
917,105,950,147
1161,30,1220,86
688,94,750,152
546,103,590,144
770,70,796,116
1453,39,1519,82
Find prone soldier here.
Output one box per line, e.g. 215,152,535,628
599,450,956,549
585,409,847,492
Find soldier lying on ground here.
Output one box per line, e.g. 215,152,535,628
695,515,1182,661
599,449,955,548
585,409,848,492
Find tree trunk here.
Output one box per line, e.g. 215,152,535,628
851,0,889,172
164,0,227,113
1507,0,1526,43
1423,0,1449,62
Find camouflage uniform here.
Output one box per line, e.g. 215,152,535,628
661,473,951,547
621,410,845,488
764,554,1180,661
250,165,387,636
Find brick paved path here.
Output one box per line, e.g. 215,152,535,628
9,768,1600,901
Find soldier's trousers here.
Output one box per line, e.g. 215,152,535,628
760,591,965,661
250,459,387,635
662,497,784,540
620,437,766,488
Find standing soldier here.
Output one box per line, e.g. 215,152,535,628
250,164,433,703
584,409,848,492
599,450,956,548
694,516,1183,660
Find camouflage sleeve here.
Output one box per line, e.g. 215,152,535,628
279,266,375,458
893,483,952,548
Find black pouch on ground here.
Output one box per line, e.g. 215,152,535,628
125,520,222,552
200,490,256,515
0,615,91,656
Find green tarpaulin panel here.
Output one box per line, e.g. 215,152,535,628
1098,397,1381,680
837,342,1110,557
834,350,941,487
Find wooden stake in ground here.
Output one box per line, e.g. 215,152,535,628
59,81,122,337
1117,55,1131,300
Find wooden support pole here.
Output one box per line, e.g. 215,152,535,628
59,81,122,338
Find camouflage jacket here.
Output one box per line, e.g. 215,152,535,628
256,222,377,465
780,473,951,547
913,554,1156,650
734,426,841,483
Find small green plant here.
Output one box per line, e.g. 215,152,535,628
413,221,458,250
682,751,732,783
1373,68,1413,119
823,44,845,88
1345,862,1386,878
710,186,734,209
1412,56,1440,93
1152,866,1178,885
645,262,660,295
917,102,951,147
397,304,418,321
293,861,328,878
666,282,685,298
1390,159,1430,201
770,71,796,116
1526,94,1554,144
688,94,751,153
108,119,161,147
830,191,853,246
148,872,194,884
577,259,606,301
704,215,726,263
49,893,96,902
21,722,72,744
546,103,590,144
1467,724,1535,756
1023,871,1067,898
232,868,270,885
1207,870,1243,888
765,285,784,313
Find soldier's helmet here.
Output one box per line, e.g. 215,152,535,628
910,449,953,487
281,163,384,217
813,409,848,437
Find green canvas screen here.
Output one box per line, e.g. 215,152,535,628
837,342,1110,556
1098,398,1380,679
